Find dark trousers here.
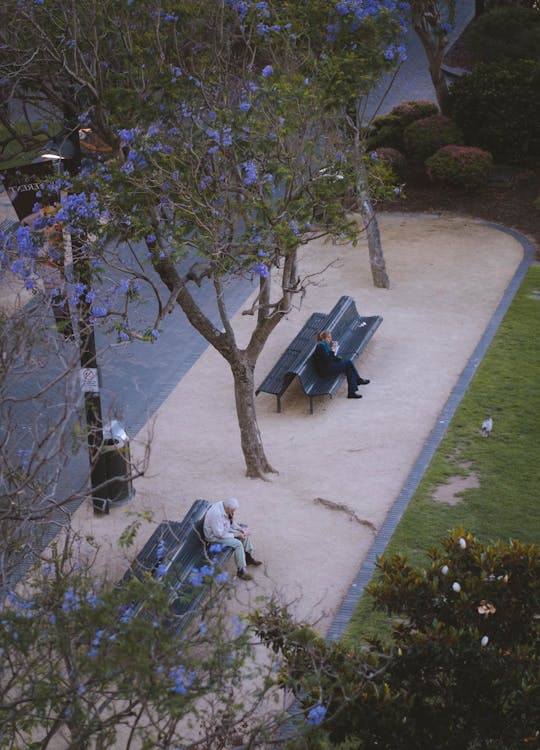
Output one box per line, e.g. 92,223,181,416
326,359,361,395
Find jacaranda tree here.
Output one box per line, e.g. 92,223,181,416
0,527,290,749
0,0,407,478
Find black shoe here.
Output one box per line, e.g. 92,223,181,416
358,378,370,385
348,393,363,399
237,569,253,581
246,553,262,566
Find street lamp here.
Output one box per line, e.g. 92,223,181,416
40,132,133,514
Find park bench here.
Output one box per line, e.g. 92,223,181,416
121,498,232,633
256,295,382,414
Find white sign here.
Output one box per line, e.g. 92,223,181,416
80,367,100,393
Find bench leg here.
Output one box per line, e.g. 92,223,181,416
309,396,314,415
276,395,281,413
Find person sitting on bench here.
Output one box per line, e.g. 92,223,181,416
203,498,262,581
313,330,370,399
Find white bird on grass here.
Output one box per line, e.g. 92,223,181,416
481,415,493,437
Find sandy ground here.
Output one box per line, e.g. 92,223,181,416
72,213,524,633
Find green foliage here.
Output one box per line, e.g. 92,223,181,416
403,114,464,164
364,154,404,201
465,5,540,63
365,114,404,150
426,144,493,190
373,147,406,178
448,59,540,164
367,100,439,150
390,100,441,127
255,532,540,750
487,0,539,8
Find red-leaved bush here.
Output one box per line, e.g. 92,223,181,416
403,115,464,164
426,145,493,191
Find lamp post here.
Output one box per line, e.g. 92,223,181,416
41,131,115,514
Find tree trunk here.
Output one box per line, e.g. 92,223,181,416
151,250,281,479
356,158,390,289
231,356,277,479
410,2,454,116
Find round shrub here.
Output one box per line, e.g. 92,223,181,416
366,114,404,151
403,115,464,163
464,6,540,64
448,59,540,164
373,146,406,177
389,100,440,127
426,145,493,190
367,101,439,151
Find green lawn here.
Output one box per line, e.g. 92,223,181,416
344,265,540,645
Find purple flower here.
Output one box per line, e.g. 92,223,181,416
261,65,274,78
307,704,327,726
242,159,258,185
253,262,269,278
118,128,136,146
289,220,300,235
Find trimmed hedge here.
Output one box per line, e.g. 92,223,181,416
367,100,439,151
465,6,540,64
403,114,464,164
426,145,493,190
389,100,440,127
448,59,540,165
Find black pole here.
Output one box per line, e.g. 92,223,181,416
71,237,110,514
62,123,110,513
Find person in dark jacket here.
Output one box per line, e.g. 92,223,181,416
312,330,370,399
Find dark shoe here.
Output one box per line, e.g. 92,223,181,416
348,393,363,399
246,553,262,566
358,378,370,385
237,569,253,581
